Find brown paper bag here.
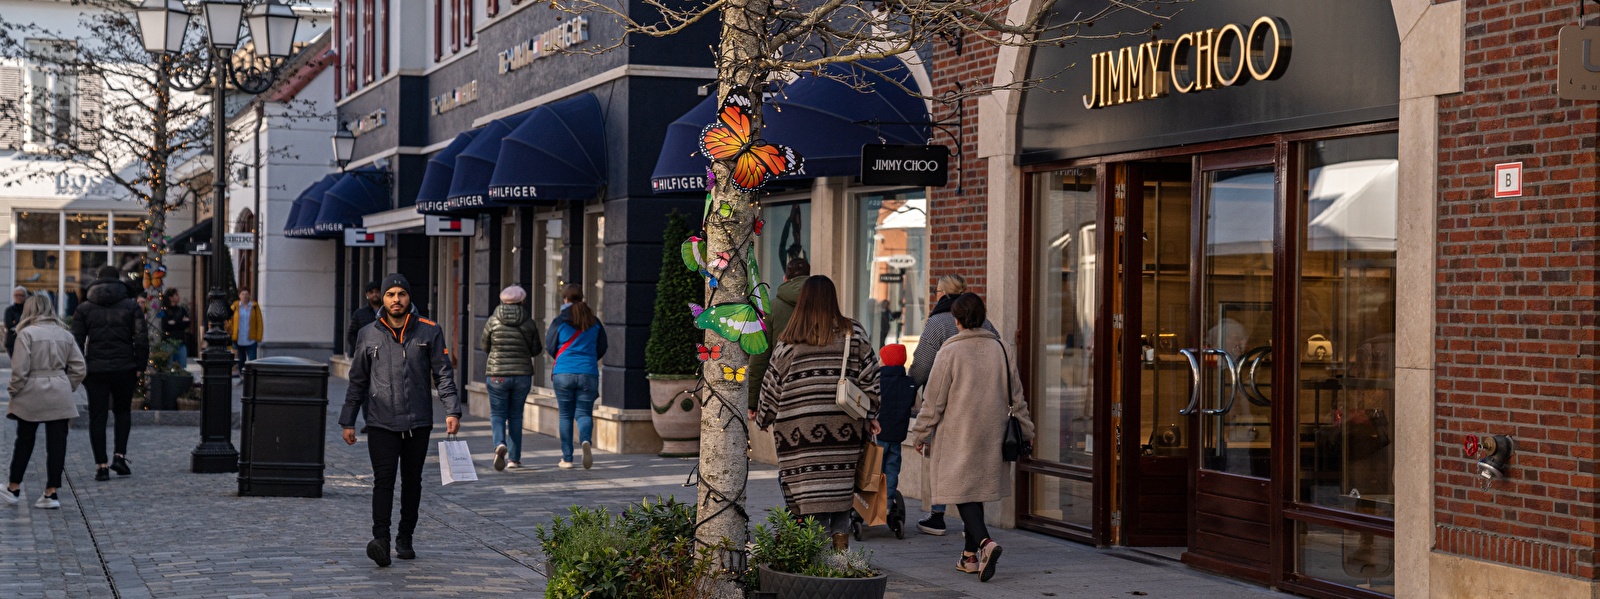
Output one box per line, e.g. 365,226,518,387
853,474,889,527
855,439,884,492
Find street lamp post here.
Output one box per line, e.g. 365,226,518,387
136,0,300,474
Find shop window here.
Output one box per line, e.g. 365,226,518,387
1030,169,1097,470
24,39,78,149
66,212,107,245
584,211,604,322
756,200,810,296
16,211,59,245
530,215,564,389
1295,134,1398,517
853,190,927,350
1296,522,1394,594
1028,473,1094,530
13,210,144,315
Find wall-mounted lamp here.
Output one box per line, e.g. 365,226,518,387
1476,435,1515,482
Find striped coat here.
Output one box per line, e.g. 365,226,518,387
757,320,881,515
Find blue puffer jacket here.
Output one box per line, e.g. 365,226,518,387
545,307,607,376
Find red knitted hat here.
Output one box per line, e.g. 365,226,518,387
880,343,907,367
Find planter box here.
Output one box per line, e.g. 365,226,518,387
756,564,887,599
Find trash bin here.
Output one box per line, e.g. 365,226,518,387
238,357,330,498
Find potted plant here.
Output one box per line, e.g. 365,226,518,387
748,509,887,598
536,497,712,598
146,339,194,411
644,209,705,457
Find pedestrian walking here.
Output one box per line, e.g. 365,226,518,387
544,285,606,470
910,292,1035,582
4,286,27,357
345,281,381,356
909,273,996,535
71,266,147,482
481,285,542,471
4,294,86,509
340,273,460,567
874,342,916,537
160,289,192,369
746,258,809,419
228,289,264,375
756,275,882,551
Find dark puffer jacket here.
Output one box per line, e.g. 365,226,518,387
480,304,542,376
71,277,149,373
340,314,460,433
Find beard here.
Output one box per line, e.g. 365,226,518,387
386,304,408,317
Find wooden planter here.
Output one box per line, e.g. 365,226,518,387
756,564,887,599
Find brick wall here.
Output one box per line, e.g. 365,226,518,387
1433,0,1600,579
925,36,998,301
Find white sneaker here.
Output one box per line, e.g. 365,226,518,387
507,461,521,469
557,460,574,469
34,493,59,509
1,487,19,506
581,441,593,470
493,444,508,471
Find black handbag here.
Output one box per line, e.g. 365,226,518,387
995,338,1029,462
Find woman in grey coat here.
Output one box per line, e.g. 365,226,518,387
5,294,86,509
480,285,542,471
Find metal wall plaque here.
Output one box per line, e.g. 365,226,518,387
425,216,476,237
860,144,949,187
1558,25,1600,101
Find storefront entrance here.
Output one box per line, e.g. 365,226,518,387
1027,127,1398,599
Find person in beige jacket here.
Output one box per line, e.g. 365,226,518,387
911,292,1035,583
4,294,86,509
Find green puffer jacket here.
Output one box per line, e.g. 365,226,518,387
480,304,543,376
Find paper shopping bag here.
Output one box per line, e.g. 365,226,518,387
855,439,884,492
853,474,889,527
439,438,478,485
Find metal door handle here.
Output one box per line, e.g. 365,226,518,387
1240,346,1272,407
1200,349,1241,415
1179,348,1203,415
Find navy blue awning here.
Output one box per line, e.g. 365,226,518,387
488,94,608,202
315,167,389,235
286,174,342,238
447,112,530,212
651,58,930,193
417,130,483,215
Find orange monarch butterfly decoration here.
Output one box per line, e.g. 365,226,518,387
699,86,805,193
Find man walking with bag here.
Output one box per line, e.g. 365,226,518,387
341,273,460,567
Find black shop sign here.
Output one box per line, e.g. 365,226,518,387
861,144,949,187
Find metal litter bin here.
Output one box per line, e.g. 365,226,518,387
238,357,330,498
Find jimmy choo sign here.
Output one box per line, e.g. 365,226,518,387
1083,16,1291,109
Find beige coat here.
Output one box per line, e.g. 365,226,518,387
8,323,86,422
910,327,1035,505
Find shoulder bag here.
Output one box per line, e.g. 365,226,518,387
835,329,872,420
996,338,1029,462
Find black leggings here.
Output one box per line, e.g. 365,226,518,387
367,427,432,541
85,370,136,465
11,418,69,489
958,502,991,553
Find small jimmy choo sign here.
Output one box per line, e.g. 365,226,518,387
860,144,949,187
1083,16,1290,109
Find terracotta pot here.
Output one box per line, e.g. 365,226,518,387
647,376,701,457
756,564,887,599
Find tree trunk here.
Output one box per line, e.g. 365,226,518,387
144,61,171,387
695,0,769,595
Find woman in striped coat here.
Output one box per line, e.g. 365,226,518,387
757,276,882,550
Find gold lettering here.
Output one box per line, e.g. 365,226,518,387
1119,46,1138,102
1247,16,1291,81
1170,33,1196,94
1146,40,1172,98
1106,48,1124,105
1082,16,1286,110
1214,24,1247,87
1083,52,1101,109
1193,28,1214,90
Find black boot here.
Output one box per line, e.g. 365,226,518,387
367,538,391,567
94,467,110,482
917,511,947,536
395,536,416,560
110,456,131,476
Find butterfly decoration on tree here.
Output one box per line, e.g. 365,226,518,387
689,302,768,355
748,249,771,315
753,217,765,235
699,86,805,193
721,364,747,382
680,235,718,288
696,343,723,362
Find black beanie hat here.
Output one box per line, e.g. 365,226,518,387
364,281,380,293
380,273,411,295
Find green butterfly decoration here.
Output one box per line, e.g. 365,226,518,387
691,302,768,355
680,235,707,274
748,250,771,315
717,202,735,218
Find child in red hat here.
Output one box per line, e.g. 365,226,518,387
875,343,915,537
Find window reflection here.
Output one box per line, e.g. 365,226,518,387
1031,169,1097,470
854,191,927,350
756,201,810,292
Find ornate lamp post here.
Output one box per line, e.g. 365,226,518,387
136,0,301,473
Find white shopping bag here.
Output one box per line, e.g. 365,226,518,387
439,436,478,485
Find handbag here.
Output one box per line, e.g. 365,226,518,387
995,338,1029,462
856,437,884,492
834,329,871,420
438,434,479,485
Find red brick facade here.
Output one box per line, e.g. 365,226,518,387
925,38,998,299
1433,0,1600,579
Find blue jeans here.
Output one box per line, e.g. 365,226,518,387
552,373,598,462
173,344,188,369
234,343,257,372
878,439,903,500
487,375,532,462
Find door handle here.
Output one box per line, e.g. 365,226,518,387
1179,348,1203,415
1240,346,1272,407
1200,349,1241,415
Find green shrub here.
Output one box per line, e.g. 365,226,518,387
536,497,713,599
644,210,704,377
746,508,877,586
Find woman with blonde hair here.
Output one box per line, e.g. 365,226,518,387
545,285,607,469
909,273,996,535
757,275,882,550
481,285,542,471
4,294,86,509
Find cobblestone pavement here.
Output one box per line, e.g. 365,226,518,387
0,373,1291,599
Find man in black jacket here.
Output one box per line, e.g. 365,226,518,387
345,281,381,355
340,273,459,567
72,266,148,482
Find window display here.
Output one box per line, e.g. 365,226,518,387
854,190,927,352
